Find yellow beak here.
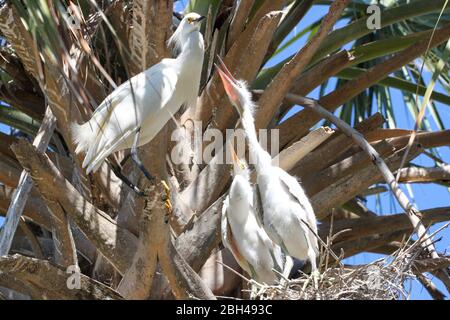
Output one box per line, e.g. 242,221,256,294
228,143,239,165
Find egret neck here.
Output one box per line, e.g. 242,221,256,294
171,30,204,113
240,102,272,173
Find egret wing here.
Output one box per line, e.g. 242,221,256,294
252,185,265,229
221,197,252,275
221,197,232,250
277,169,319,254
84,127,137,173
277,169,318,235
83,60,179,171
251,191,280,259
92,58,178,120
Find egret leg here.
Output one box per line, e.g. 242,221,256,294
280,256,293,287
301,269,321,293
131,127,155,181
248,279,260,300
307,247,320,289
307,246,318,274
110,163,145,196
250,283,258,300
301,259,320,293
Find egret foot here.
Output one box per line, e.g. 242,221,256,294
301,269,321,293
161,180,172,214
311,269,321,290
131,127,155,182
249,280,261,300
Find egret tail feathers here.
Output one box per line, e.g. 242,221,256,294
84,128,135,174
71,121,94,154
83,142,111,175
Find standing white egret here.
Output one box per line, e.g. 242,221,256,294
216,59,319,276
221,144,285,286
71,12,205,193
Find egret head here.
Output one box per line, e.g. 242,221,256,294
215,57,253,115
182,12,206,30
169,12,205,49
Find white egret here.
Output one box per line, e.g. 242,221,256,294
221,145,285,286
71,12,205,193
216,59,319,276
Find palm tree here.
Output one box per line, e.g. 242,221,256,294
0,0,448,299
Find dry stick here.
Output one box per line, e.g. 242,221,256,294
397,165,450,184
413,256,450,274
320,206,450,244
431,269,450,292
158,183,216,300
281,92,440,261
273,127,334,171
415,273,446,300
0,106,56,256
422,149,446,164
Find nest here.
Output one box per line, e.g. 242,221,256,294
248,237,432,300
256,258,413,300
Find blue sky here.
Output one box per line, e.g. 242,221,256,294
0,1,448,300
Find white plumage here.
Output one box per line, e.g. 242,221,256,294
216,60,319,273
71,13,205,174
221,146,284,284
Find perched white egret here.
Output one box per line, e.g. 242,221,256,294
222,145,285,285
216,59,319,275
71,12,205,191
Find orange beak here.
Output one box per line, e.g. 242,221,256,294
215,56,240,107
228,142,239,165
